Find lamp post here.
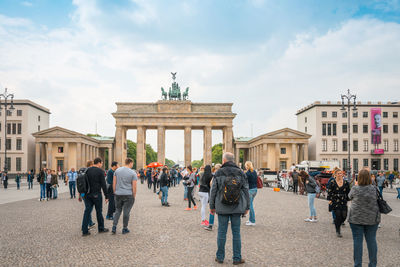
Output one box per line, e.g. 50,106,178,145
0,88,15,173
341,89,357,179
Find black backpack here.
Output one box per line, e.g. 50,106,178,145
221,170,242,205
77,171,90,195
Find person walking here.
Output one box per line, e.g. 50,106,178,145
204,164,221,231
300,170,318,222
348,169,380,267
291,169,299,194
210,152,249,265
139,168,145,184
46,169,52,200
146,168,152,189
81,157,109,236
112,158,137,235
396,175,400,199
199,165,212,225
27,171,34,189
185,166,197,211
152,168,159,193
15,173,21,190
159,167,169,206
39,168,46,201
388,171,394,189
327,168,350,237
67,168,78,199
2,172,8,189
51,170,58,199
244,161,257,226
106,161,119,220
376,172,385,196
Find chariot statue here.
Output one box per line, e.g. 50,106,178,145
160,72,189,101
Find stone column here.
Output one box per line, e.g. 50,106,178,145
115,126,124,165
203,126,212,166
223,126,233,153
35,142,41,173
76,142,82,169
243,149,248,163
262,143,268,168
254,146,258,169
291,143,297,165
258,145,262,169
64,142,69,172
108,147,113,169
47,142,53,170
235,147,240,166
136,126,145,169
184,126,192,167
86,144,90,163
299,144,304,162
157,126,166,165
143,128,147,166
304,144,309,161
275,143,280,171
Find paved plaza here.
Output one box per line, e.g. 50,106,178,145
0,182,399,266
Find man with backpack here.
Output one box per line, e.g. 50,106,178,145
291,169,299,194
209,152,249,265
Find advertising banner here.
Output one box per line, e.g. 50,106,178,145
371,108,382,144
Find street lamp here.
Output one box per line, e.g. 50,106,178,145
0,88,15,173
341,89,357,179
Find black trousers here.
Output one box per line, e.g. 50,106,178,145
46,183,52,198
153,181,157,193
293,181,298,194
147,179,152,189
107,188,115,217
334,208,347,233
187,186,196,208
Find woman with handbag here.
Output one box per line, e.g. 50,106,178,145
244,161,258,226
348,169,380,267
198,165,212,226
327,168,350,238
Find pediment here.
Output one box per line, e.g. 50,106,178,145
32,126,83,138
260,128,311,139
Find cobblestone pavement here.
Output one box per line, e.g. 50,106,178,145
0,182,399,266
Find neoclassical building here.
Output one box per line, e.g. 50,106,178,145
234,128,311,170
32,127,114,171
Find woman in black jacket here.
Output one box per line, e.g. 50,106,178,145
159,167,169,207
245,161,258,226
198,165,212,226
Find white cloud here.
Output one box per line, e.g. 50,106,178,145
21,1,33,7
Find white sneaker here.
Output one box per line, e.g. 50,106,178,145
245,221,250,224
304,218,312,222
246,221,256,226
311,219,318,223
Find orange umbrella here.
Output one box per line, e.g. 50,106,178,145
146,162,164,168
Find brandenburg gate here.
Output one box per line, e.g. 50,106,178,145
112,74,236,169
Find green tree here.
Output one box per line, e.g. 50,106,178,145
86,133,101,137
145,144,157,164
191,159,203,168
165,158,175,168
212,143,223,164
127,140,137,169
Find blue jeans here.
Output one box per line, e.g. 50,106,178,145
308,193,316,217
28,181,33,189
69,181,76,198
378,186,383,196
249,188,257,223
184,185,188,199
52,187,58,198
397,188,400,199
161,186,168,204
40,184,46,199
350,223,378,267
16,181,20,189
216,214,242,262
209,213,215,225
82,193,105,234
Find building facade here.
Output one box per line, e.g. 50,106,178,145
32,127,114,172
234,128,311,171
297,101,400,172
0,100,50,174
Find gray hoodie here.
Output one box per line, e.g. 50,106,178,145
348,185,380,225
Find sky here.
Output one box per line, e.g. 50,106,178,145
1,0,400,162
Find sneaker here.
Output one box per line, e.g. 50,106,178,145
184,198,188,201
111,226,116,235
98,228,109,233
89,223,96,229
193,206,198,210
304,218,312,222
245,220,250,224
201,220,206,226
311,218,318,223
215,258,223,264
82,232,91,237
204,225,213,231
185,207,192,211
336,232,343,238
233,259,245,265
122,228,130,234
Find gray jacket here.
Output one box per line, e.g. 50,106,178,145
305,176,317,194
348,185,380,225
209,161,250,215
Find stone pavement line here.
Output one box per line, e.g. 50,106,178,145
0,183,398,266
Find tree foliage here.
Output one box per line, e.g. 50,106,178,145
212,143,223,164
191,159,203,168
125,140,175,169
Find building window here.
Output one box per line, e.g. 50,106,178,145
38,125,40,132
383,124,388,133
6,157,11,171
384,159,389,171
342,124,347,134
16,139,22,150
58,147,64,153
363,140,369,152
38,115,41,122
6,110,12,116
353,112,358,118
363,124,368,133
17,123,22,134
305,117,307,123
384,140,389,151
279,161,287,170
6,139,11,150
394,112,398,118
363,112,368,118
305,127,307,133
393,124,398,134
328,123,332,136
353,158,359,173
322,111,327,118
363,158,369,167
383,111,388,118
343,140,348,152
332,111,337,118
322,140,327,152
16,158,22,172
353,140,358,152
333,140,338,152
322,123,327,136
343,159,348,170
353,124,358,134
333,123,337,136
280,148,286,154
17,110,22,116
394,159,399,171
342,112,347,118
12,123,16,135
7,123,11,135
394,139,399,152
0,123,1,132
